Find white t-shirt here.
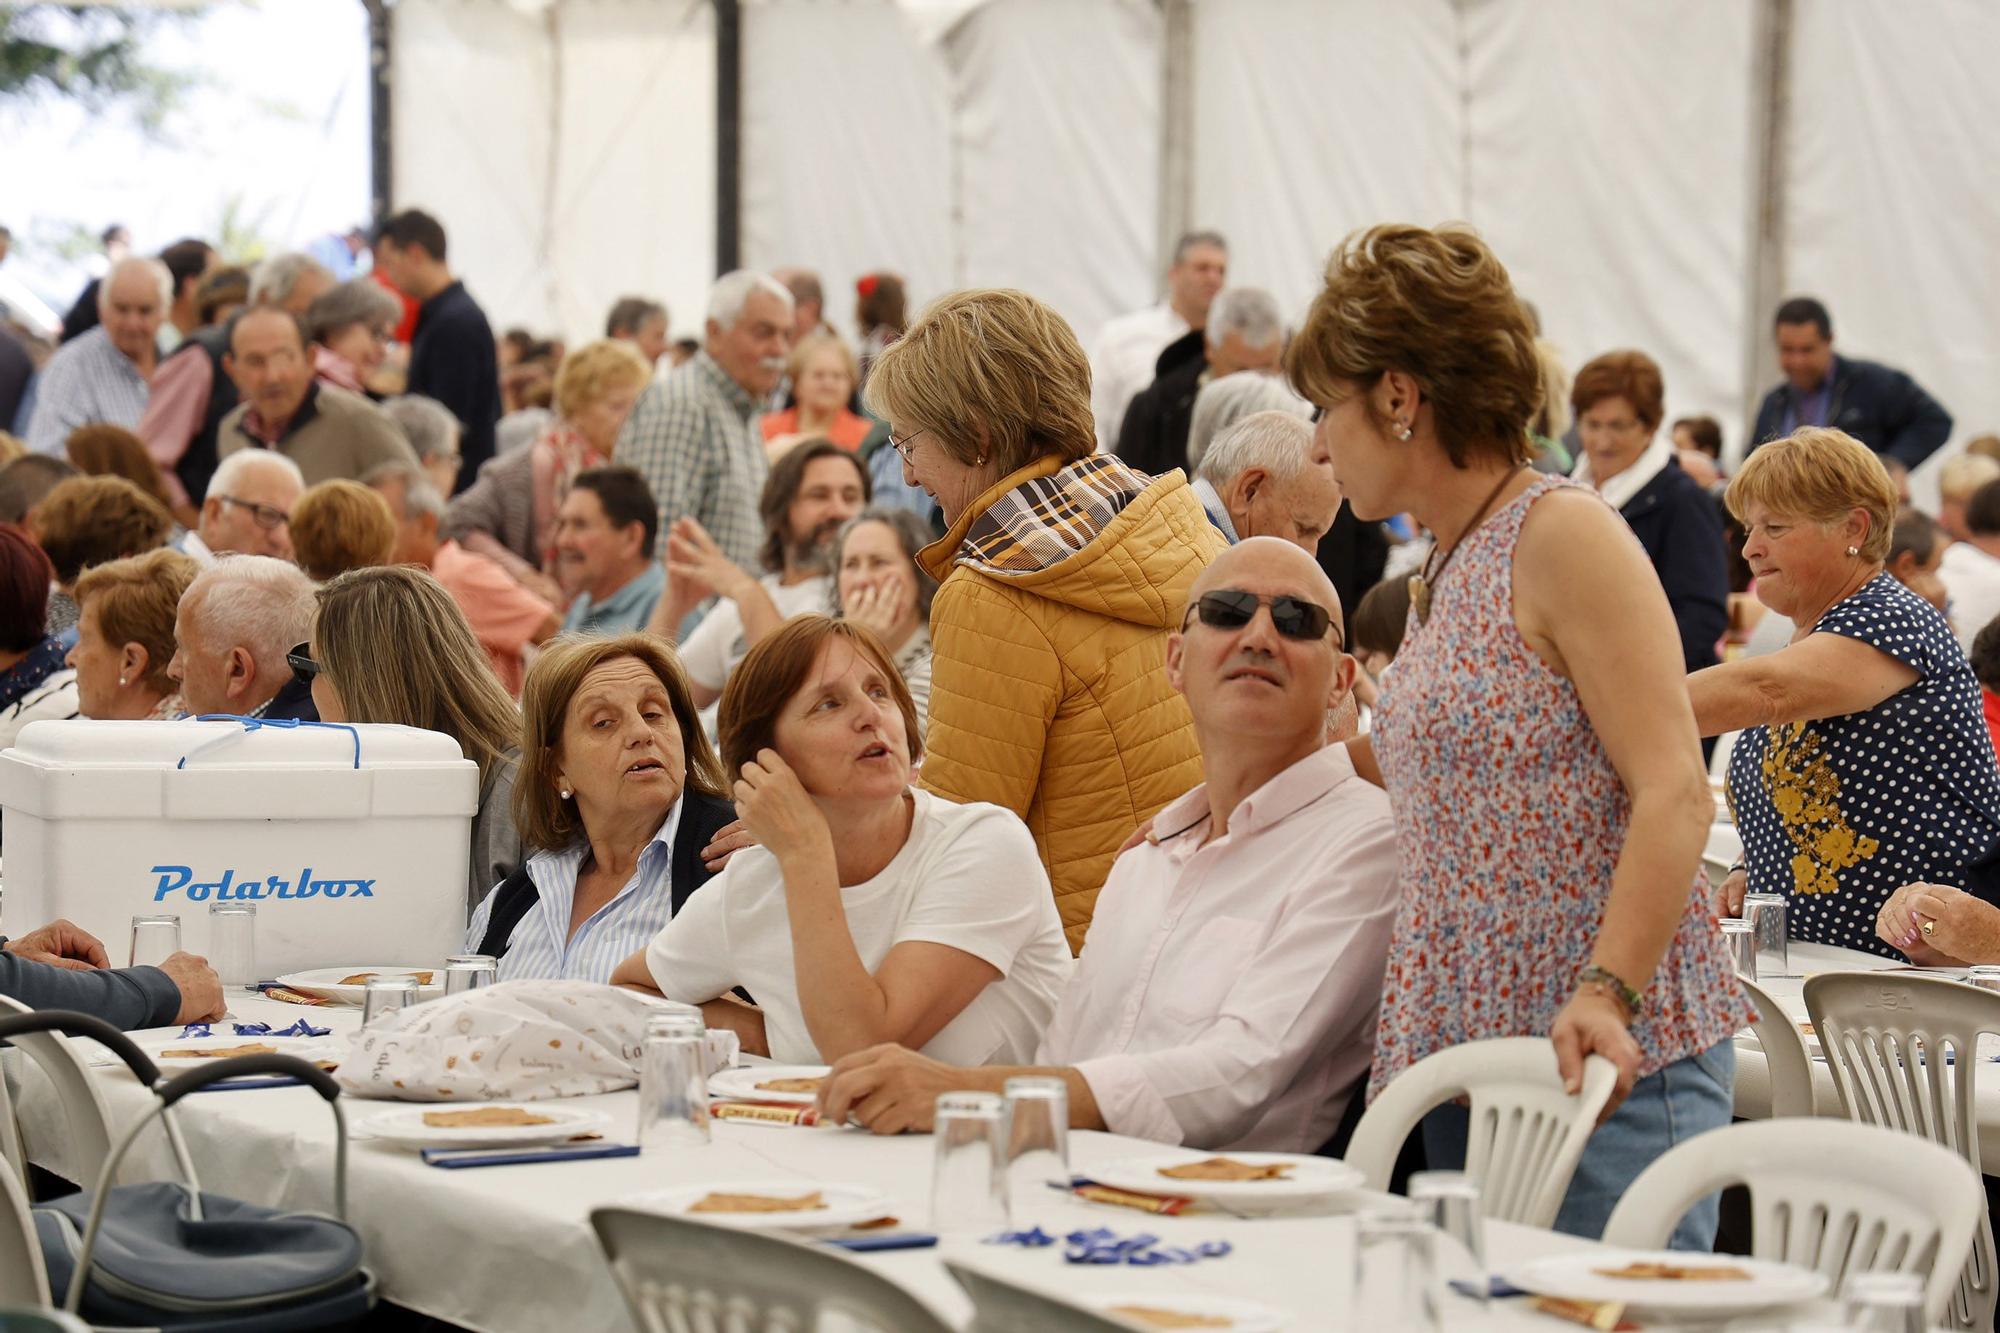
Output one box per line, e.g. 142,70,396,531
680,574,833,693
1941,541,2000,655
643,790,1072,1065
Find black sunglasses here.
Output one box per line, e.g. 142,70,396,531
287,643,323,688
1184,589,1339,646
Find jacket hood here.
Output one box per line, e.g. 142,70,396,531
920,453,1215,630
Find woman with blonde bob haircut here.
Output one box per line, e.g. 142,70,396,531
468,633,735,982
1687,428,2000,963
67,548,198,720
864,288,1225,950
304,565,524,908
1291,222,1745,1249
289,480,397,583
615,615,1070,1067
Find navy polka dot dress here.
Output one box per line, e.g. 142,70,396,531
1727,573,2000,958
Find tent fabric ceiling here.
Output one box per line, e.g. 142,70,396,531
391,0,1997,472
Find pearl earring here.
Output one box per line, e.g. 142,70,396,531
1394,423,1413,442
117,676,127,688
1847,545,1860,557
559,787,571,800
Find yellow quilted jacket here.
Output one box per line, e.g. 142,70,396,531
917,454,1227,952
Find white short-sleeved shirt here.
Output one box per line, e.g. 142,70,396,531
680,574,832,692
643,790,1072,1065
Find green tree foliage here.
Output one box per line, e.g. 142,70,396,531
0,4,200,132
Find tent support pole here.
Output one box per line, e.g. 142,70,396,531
364,0,393,227
715,0,742,276
1156,0,1194,273
1739,0,1793,462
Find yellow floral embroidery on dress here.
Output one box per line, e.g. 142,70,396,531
1761,722,1878,894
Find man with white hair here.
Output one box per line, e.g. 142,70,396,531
369,463,557,693
139,251,335,509
25,257,171,453
182,449,305,566
1115,286,1283,479
373,209,498,492
1185,371,1310,473
167,556,319,721
1090,231,1229,451
616,270,794,573
1193,410,1343,556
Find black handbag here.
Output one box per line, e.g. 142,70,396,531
0,1011,371,1330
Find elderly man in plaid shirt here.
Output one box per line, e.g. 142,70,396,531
616,272,794,582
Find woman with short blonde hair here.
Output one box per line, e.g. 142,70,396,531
464,633,735,981
762,332,873,455
1691,427,2000,961
290,480,397,583
865,288,1226,949
68,548,197,720
443,339,652,604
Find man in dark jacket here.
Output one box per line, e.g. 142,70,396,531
1749,296,1952,480
1115,287,1283,479
373,210,500,493
0,918,221,1029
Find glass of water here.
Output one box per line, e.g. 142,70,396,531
1002,1076,1069,1219
442,954,498,997
1354,1197,1439,1332
129,914,180,968
361,976,419,1027
1841,1271,1925,1332
1741,892,1789,977
1719,918,1758,981
637,1012,710,1150
930,1091,1009,1239
207,903,256,988
1408,1171,1484,1303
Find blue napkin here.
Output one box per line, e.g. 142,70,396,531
421,1143,640,1169
175,1019,331,1039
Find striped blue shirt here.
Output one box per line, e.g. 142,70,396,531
26,327,150,454
464,799,684,983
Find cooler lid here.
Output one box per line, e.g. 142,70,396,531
4,718,471,769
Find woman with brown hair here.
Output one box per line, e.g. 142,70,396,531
28,474,173,635
466,633,734,979
67,548,198,720
613,615,1070,1065
63,423,178,517
1290,223,1743,1247
288,479,397,583
1570,349,1727,672
865,288,1226,950
301,565,527,911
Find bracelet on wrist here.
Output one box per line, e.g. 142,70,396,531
1576,964,1643,1020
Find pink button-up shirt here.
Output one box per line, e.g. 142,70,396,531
1038,743,1400,1153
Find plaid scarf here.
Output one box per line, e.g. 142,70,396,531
956,455,1151,577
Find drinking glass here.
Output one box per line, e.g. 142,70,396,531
128,914,180,969
1002,1076,1069,1218
1841,1271,1924,1332
1742,892,1790,977
637,1013,710,1150
207,903,256,988
1353,1198,1439,1332
361,976,419,1027
930,1092,1009,1239
1407,1171,1484,1302
1720,918,1758,981
443,954,498,997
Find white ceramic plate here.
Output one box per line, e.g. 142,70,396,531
1503,1249,1828,1316
1087,1152,1363,1205
1094,1294,1286,1332
358,1104,611,1150
625,1181,889,1233
276,967,446,1006
708,1064,831,1106
137,1033,345,1071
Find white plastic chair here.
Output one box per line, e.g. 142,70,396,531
0,1143,50,1308
945,1260,1139,1332
1603,1118,1982,1325
1806,971,2000,1332
1740,976,1816,1117
0,1312,88,1332
590,1206,954,1333
1343,1036,1617,1228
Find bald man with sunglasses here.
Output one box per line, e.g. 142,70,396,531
818,538,1399,1153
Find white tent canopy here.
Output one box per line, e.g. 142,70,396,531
390,0,2000,490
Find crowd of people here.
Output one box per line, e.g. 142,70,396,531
5,206,2000,1255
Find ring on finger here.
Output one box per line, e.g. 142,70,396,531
1921,918,1936,937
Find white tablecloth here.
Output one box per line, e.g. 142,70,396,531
5,995,1808,1332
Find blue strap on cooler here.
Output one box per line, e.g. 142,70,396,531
176,717,362,770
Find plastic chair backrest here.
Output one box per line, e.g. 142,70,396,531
1343,1036,1617,1228
589,1207,954,1333
0,997,116,1189
945,1259,1142,1332
1602,1117,1982,1323
0,1148,49,1308
1806,971,2000,1332
0,1309,88,1332
1741,976,1816,1117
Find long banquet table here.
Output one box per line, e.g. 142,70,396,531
4,994,1830,1332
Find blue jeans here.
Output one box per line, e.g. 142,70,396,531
1420,1041,1735,1249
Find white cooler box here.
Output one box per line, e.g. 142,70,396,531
0,718,478,976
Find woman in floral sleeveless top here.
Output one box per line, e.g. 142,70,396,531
1287,224,1748,1248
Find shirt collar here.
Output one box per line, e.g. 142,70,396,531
241,380,322,444
579,562,664,620
693,350,759,421
528,797,684,894
1148,743,1358,847
1190,477,1239,543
